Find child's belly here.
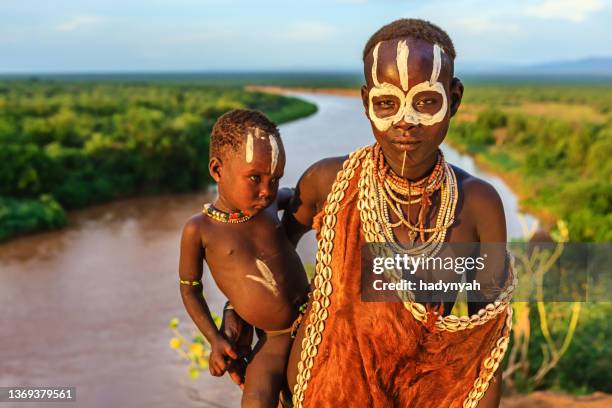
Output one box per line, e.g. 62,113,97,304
207,241,309,332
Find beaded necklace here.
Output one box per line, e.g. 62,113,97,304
203,203,251,223
368,145,456,248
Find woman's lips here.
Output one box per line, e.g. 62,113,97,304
393,139,422,151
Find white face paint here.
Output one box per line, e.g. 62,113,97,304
368,41,448,132
268,135,279,173
254,127,267,140
245,131,254,163
247,128,280,173
246,258,279,296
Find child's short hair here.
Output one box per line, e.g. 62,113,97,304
210,109,279,159
363,18,456,62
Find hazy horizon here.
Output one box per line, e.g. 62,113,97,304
2,0,612,73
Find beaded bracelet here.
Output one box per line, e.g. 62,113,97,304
179,279,201,286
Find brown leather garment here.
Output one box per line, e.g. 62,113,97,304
300,160,508,408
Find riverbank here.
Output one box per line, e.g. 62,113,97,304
502,391,612,408
245,84,360,97
443,138,557,228
0,82,317,242
250,85,612,241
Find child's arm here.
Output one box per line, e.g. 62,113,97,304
178,217,238,376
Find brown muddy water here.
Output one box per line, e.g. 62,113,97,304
0,93,537,407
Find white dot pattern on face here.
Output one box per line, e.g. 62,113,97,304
368,41,448,131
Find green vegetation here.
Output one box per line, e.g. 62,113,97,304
0,80,316,241
168,316,218,379
448,84,612,242
517,302,611,394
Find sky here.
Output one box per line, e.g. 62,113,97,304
1,0,611,73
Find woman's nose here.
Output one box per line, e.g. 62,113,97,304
395,117,418,130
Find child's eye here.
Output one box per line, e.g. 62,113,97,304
249,175,260,183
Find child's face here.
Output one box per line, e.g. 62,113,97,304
361,37,463,169
209,129,285,216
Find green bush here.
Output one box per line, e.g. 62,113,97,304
519,302,612,394
0,81,316,240
0,195,66,240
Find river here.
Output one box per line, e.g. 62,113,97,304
0,93,537,408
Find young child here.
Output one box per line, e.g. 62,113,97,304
178,109,310,407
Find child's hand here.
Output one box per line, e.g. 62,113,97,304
220,307,253,387
209,336,238,376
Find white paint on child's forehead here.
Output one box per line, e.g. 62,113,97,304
269,135,279,173
254,127,267,140
396,40,409,91
245,131,253,163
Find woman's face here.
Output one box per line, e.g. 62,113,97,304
361,37,463,171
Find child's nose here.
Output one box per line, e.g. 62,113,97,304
258,182,277,200
258,187,270,200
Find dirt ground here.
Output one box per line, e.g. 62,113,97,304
501,392,612,408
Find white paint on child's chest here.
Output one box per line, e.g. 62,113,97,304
368,40,448,131
246,258,279,296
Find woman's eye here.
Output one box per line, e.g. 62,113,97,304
376,100,395,109
416,99,436,107
249,175,260,183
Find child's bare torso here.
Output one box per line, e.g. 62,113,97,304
199,204,309,332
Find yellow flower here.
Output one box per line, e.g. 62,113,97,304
189,366,200,379
169,337,183,349
168,318,180,329
551,219,570,243
213,314,222,328
189,343,205,357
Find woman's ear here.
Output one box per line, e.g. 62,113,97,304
449,77,464,118
361,85,370,118
209,156,223,183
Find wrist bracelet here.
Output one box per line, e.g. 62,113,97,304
180,279,201,286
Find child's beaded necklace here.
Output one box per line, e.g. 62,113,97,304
203,203,251,223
